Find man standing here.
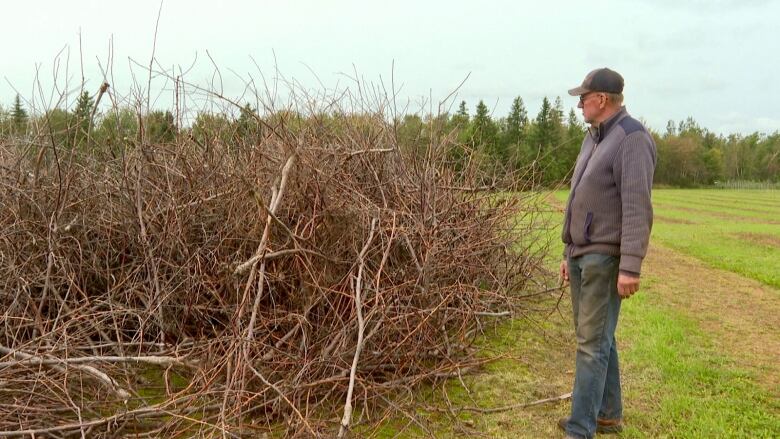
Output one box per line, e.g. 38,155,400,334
559,68,656,439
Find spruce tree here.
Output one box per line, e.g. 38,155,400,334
235,103,261,143
447,101,471,173
531,97,553,151
456,101,469,120
452,100,469,128
562,109,586,179
566,109,584,141
0,105,7,136
505,97,528,144
146,110,177,143
11,94,28,134
470,100,500,162
72,91,95,147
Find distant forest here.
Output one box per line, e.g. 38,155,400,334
2,92,778,187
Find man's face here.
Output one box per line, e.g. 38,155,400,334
577,92,605,125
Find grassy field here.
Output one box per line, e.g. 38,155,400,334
372,189,780,438
650,189,780,289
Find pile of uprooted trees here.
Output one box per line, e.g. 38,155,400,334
0,86,551,437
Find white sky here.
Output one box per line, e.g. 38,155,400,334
2,0,778,135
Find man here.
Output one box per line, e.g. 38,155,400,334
558,68,656,439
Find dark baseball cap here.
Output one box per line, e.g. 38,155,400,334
568,68,624,96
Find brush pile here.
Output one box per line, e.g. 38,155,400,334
0,92,549,437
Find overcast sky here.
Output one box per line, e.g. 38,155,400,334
2,0,778,135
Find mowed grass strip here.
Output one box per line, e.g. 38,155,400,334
641,245,780,390
653,189,780,222
618,287,780,438
648,190,780,289
651,200,780,224
654,189,780,209
652,222,780,288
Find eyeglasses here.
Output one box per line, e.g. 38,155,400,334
579,93,602,104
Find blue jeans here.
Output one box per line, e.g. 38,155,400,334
566,253,623,439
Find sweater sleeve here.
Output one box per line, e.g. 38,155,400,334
616,132,656,274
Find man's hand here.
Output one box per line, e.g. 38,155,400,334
559,260,569,284
617,273,640,298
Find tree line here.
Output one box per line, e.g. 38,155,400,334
656,118,779,186
2,93,777,187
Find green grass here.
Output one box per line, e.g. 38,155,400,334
618,282,780,438
653,190,780,222
652,189,780,289
651,222,780,287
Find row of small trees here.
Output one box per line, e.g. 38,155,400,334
397,97,585,185
2,93,778,186
0,92,177,151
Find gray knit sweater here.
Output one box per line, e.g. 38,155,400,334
562,106,657,275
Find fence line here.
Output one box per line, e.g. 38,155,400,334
713,180,780,189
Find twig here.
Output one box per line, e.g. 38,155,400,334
244,153,297,339
452,392,572,414
0,353,191,368
0,345,130,400
233,248,325,276
0,399,229,438
348,147,395,156
233,154,295,275
247,364,316,437
474,311,511,317
338,217,378,438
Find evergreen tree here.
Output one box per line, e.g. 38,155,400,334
505,97,528,145
72,91,95,147
447,101,471,173
561,109,586,179
0,105,8,136
192,111,232,146
95,108,138,153
451,100,469,130
145,111,177,143
470,101,496,141
235,103,261,143
530,97,554,152
456,101,469,121
396,114,426,157
566,109,584,142
552,97,565,125
469,100,501,166
11,94,28,135
542,97,568,182
41,108,72,148
527,97,569,184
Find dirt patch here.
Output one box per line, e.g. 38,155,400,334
643,244,780,392
732,232,780,249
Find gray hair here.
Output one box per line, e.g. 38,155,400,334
606,93,624,106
